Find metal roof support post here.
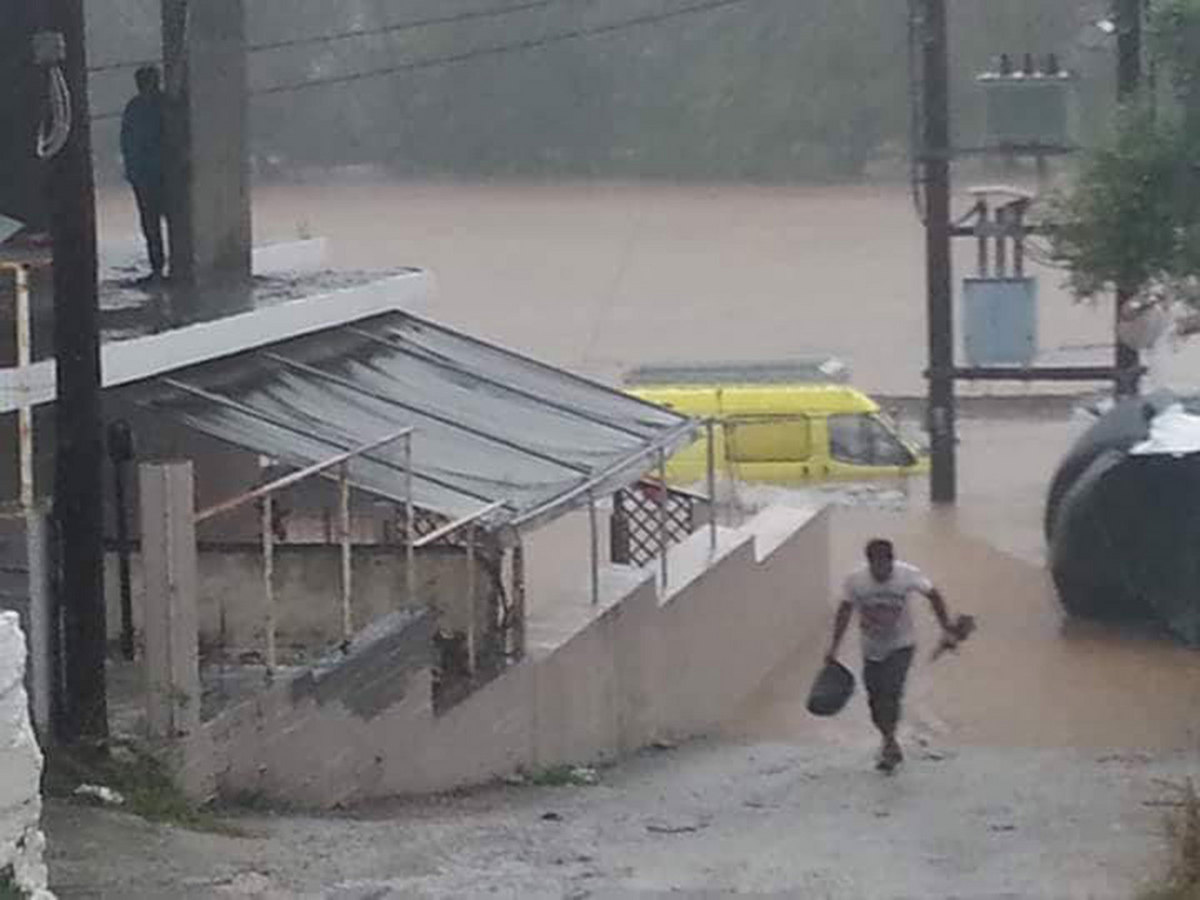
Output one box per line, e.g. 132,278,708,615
509,531,526,660
261,491,277,676
465,526,477,677
588,491,600,606
339,462,353,640
403,432,417,608
657,450,669,592
706,419,717,556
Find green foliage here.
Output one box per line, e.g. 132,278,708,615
0,868,24,900
44,742,243,836
1052,0,1200,304
1051,110,1200,299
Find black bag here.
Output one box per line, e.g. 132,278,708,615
806,659,855,717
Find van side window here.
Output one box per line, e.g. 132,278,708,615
725,417,811,463
828,414,914,466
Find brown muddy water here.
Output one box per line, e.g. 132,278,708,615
95,178,1200,753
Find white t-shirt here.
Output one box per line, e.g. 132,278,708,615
843,562,934,662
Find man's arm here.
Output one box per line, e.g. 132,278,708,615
826,601,854,663
922,585,954,633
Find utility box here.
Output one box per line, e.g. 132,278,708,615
978,72,1074,149
963,277,1038,366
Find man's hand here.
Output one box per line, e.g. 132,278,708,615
931,614,976,661
827,601,853,668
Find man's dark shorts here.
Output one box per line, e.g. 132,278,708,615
863,646,915,734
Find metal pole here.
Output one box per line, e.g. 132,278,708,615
588,492,600,606
404,432,416,606
1014,215,1026,278
511,538,526,659
706,418,717,555
657,450,669,591
14,266,33,511
993,208,1008,278
339,462,352,640
975,199,989,277
261,492,277,674
108,422,136,661
921,0,957,504
48,0,109,744
1115,0,1143,396
465,526,476,676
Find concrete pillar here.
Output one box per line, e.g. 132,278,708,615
139,461,200,741
162,0,251,288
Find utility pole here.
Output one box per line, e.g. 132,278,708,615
45,0,108,745
1114,0,1142,396
921,0,956,503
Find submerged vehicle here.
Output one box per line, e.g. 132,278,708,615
1046,391,1200,644
624,359,926,485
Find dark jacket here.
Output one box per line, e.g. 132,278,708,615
120,92,164,186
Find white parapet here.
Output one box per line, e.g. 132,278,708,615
0,612,53,899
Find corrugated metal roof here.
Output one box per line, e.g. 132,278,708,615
116,311,697,534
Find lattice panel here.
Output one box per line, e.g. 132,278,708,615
611,480,697,567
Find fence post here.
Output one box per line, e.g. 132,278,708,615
261,491,277,675
339,462,352,640
404,432,417,608
588,491,600,606
25,506,53,739
465,526,477,676
706,418,718,555
657,450,669,591
139,462,201,741
510,538,526,659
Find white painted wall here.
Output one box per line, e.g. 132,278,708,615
0,612,53,899
180,505,830,807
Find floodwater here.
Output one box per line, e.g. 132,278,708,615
96,178,1200,752
99,177,1139,394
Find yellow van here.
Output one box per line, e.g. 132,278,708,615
624,362,927,485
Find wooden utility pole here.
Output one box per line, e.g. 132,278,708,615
45,0,108,744
921,0,956,504
1114,0,1143,396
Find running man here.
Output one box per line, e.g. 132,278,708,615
825,538,959,772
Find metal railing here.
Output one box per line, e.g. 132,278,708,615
1,262,43,513
413,499,508,678
194,427,415,673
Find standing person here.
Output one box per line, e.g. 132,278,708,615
120,66,166,283
825,538,958,773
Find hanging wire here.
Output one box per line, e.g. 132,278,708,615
36,66,72,159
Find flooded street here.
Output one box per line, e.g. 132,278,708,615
62,179,1200,898
96,178,1200,752
101,178,1131,395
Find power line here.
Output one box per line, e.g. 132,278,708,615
254,0,757,97
252,0,575,54
87,0,580,74
90,0,754,120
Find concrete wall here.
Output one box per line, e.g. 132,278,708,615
178,505,829,807
0,612,52,898
105,544,487,651
164,0,251,285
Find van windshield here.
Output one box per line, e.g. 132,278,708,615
828,414,915,467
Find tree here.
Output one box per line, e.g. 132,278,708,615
1051,0,1200,309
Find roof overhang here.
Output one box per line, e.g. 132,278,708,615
105,307,697,538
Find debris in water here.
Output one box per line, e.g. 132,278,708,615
73,784,125,806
